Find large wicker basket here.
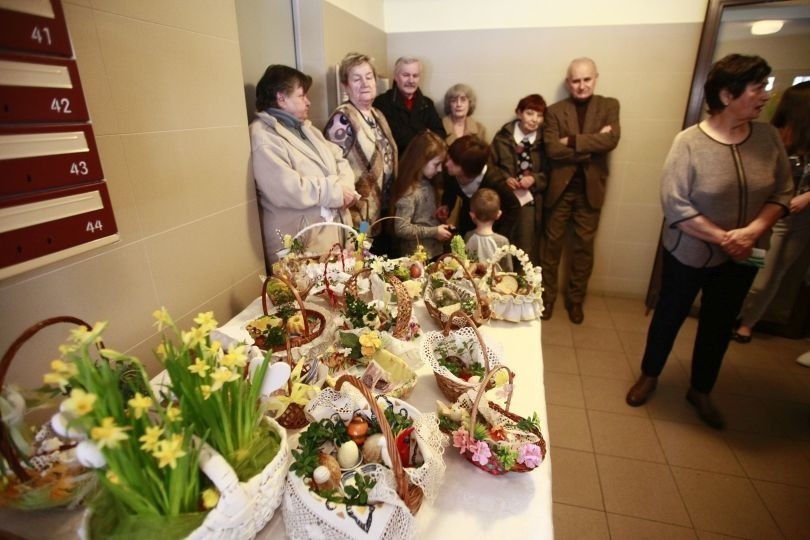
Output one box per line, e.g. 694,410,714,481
480,244,544,322
440,365,547,476
344,268,414,340
420,311,501,402
1,316,100,510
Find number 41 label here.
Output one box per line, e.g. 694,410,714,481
86,220,104,233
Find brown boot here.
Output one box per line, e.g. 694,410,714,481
686,387,725,430
626,375,658,407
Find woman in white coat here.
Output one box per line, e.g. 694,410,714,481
250,65,357,265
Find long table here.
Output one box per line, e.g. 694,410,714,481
0,297,553,539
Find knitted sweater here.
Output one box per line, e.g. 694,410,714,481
661,122,793,267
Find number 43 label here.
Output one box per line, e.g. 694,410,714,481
86,220,104,233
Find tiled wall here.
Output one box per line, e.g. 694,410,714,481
0,1,264,386
387,23,703,298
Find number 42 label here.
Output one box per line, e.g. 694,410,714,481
86,220,104,233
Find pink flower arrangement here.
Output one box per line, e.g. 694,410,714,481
451,428,472,454
469,441,491,466
517,443,543,469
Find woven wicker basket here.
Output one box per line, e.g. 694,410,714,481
421,311,501,402
344,268,413,340
423,253,490,329
443,365,547,475
480,244,544,322
1,316,100,510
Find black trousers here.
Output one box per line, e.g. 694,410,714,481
641,250,757,393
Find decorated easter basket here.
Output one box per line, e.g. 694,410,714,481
423,254,490,329
267,343,329,430
0,316,104,510
324,329,418,400
479,245,544,322
343,268,419,341
245,274,328,354
438,365,546,476
420,311,502,402
282,375,445,540
241,415,291,533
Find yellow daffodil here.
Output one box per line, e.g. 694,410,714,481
58,343,77,355
494,369,510,387
127,392,153,419
68,321,106,346
106,470,121,485
193,311,217,333
209,340,222,353
155,343,167,360
210,366,239,392
152,434,187,469
152,307,174,331
50,359,77,375
201,488,220,509
200,384,212,400
219,345,247,370
90,417,130,449
68,325,92,344
165,405,182,423
139,425,164,451
43,371,70,390
187,357,210,377
181,326,208,349
62,388,97,417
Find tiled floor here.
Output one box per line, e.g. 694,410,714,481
543,294,810,540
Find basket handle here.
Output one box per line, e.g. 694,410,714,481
468,365,515,437
434,253,485,319
0,316,98,482
441,310,492,375
261,274,310,338
370,215,420,248
334,374,422,515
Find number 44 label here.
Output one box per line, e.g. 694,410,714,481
86,220,104,233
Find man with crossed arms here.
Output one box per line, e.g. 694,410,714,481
541,57,620,324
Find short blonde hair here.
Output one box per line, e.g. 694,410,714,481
339,52,376,85
470,188,501,222
443,83,477,116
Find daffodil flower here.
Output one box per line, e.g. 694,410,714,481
152,433,187,469
90,417,130,449
155,343,167,360
165,405,182,423
62,388,97,417
210,367,239,392
193,311,217,333
43,371,71,390
187,357,210,377
127,392,153,419
139,425,164,451
200,384,212,400
181,326,208,349
106,470,121,485
219,345,247,370
152,307,174,331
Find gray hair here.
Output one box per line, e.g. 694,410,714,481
393,57,421,76
567,57,598,79
443,83,477,116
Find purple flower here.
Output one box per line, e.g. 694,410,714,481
517,443,543,468
470,441,491,466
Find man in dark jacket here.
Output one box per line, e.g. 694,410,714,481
373,57,445,153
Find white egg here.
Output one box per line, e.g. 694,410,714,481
312,465,331,484
337,440,360,469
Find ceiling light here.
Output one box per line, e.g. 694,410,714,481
751,20,784,35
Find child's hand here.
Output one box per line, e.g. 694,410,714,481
506,177,521,190
436,224,453,241
519,174,535,189
435,205,450,221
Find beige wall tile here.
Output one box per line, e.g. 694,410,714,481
545,371,586,408
589,410,666,462
93,11,246,133
547,404,593,452
144,204,264,316
581,376,648,417
577,349,634,380
572,326,624,353
672,467,782,539
88,0,238,39
653,419,745,475
95,135,143,243
543,344,579,375
120,126,253,235
63,3,120,134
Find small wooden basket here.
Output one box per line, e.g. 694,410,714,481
423,253,490,329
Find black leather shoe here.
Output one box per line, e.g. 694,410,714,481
686,388,725,430
541,302,554,320
567,302,584,324
626,375,658,406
